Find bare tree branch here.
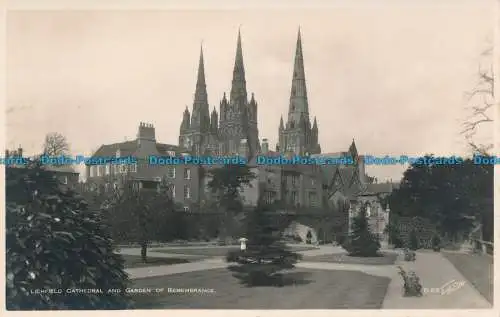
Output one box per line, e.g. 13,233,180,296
42,132,70,156
461,45,495,154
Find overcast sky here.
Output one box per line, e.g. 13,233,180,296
6,2,494,181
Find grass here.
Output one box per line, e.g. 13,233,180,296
122,255,198,269
302,252,398,265
151,246,316,257
131,268,390,309
442,251,493,304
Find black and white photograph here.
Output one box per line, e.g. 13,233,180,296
4,0,495,310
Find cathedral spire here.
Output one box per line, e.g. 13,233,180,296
287,27,309,126
192,44,210,131
196,44,206,93
230,28,247,105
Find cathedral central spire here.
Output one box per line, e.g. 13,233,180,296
230,28,248,105
287,27,309,126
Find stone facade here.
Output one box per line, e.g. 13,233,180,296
179,31,260,159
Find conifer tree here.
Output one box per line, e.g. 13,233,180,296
226,202,302,286
409,229,420,251
343,204,381,257
6,161,131,309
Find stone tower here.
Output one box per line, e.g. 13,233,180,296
179,45,212,155
278,28,321,155
218,30,260,158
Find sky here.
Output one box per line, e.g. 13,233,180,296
6,2,495,181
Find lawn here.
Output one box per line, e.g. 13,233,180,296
442,251,493,304
122,255,200,269
302,252,398,265
131,268,390,309
151,246,317,257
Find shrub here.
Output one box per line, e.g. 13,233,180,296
6,163,131,310
431,234,441,252
408,229,419,251
397,266,423,297
342,205,381,257
403,248,416,261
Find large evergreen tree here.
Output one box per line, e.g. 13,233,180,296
6,161,131,310
226,203,301,286
343,204,381,257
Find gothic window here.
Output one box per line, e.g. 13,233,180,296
184,137,192,149
366,203,372,218
290,121,295,129
291,191,298,205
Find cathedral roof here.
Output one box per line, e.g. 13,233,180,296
363,182,400,195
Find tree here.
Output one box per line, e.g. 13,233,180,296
388,157,492,242
207,165,256,242
6,161,131,309
42,132,70,156
384,219,403,248
343,204,381,257
104,177,176,262
408,229,419,251
462,45,494,155
226,202,302,286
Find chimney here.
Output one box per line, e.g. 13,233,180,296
17,146,23,157
137,122,156,145
262,138,269,153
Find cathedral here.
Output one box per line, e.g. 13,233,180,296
178,29,320,158
174,28,395,244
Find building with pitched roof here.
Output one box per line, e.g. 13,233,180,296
85,123,202,210
5,147,80,190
